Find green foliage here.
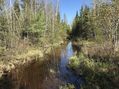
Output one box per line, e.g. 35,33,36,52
14,0,20,17
69,52,119,89
69,55,79,68
26,11,46,44
0,15,8,48
0,0,70,56
59,84,75,89
70,6,95,40
69,1,119,42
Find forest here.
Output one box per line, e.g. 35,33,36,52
0,0,119,89
68,0,119,89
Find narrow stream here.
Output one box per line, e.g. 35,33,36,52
0,42,84,89
59,42,83,89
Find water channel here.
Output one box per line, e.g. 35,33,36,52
0,42,84,89
59,42,83,89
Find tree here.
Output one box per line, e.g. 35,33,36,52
13,0,20,18
92,0,119,50
70,6,95,40
0,0,5,11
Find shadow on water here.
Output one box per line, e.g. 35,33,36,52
0,46,63,89
0,60,51,89
0,52,61,89
0,42,84,89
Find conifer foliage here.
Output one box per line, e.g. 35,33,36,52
69,6,95,40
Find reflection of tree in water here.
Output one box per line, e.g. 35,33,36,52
0,70,13,89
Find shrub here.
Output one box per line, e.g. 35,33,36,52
69,52,119,89
59,84,75,89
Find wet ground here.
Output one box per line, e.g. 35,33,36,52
0,42,83,89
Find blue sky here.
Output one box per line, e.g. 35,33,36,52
6,0,92,25
59,0,93,25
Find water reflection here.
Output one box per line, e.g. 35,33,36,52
0,42,83,89
59,42,82,89
66,42,74,59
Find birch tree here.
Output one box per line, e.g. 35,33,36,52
93,0,119,51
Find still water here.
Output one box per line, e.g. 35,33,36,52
59,42,83,89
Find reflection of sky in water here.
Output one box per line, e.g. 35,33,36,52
66,42,74,59
60,42,74,67
59,42,83,89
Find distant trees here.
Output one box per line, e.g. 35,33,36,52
69,6,95,40
69,0,119,47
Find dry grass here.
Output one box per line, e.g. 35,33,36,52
81,41,119,62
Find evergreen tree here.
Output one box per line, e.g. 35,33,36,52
14,0,20,17
70,6,95,40
0,0,4,11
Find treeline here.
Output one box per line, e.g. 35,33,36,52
68,1,119,89
0,0,70,57
68,6,95,40
69,0,119,45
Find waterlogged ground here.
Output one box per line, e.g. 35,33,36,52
0,42,83,89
